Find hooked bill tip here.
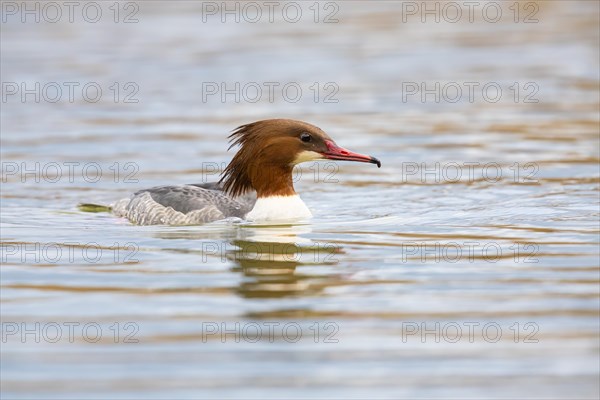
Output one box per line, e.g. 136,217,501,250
371,157,381,168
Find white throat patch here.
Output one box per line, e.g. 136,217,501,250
245,195,312,222
293,150,324,165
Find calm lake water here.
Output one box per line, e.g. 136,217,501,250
1,1,599,399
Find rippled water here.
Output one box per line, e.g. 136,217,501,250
1,1,599,399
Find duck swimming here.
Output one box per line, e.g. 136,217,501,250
109,119,381,225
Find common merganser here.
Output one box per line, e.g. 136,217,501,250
110,119,380,225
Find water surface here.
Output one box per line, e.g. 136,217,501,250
1,1,599,399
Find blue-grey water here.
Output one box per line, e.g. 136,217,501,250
1,1,599,399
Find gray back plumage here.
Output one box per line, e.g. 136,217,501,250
112,182,257,225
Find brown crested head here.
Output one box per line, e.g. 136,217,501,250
219,119,381,198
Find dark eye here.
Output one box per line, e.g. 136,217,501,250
300,133,312,143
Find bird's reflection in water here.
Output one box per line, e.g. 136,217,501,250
229,225,341,299
151,223,342,299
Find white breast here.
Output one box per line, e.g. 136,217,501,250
245,195,312,222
